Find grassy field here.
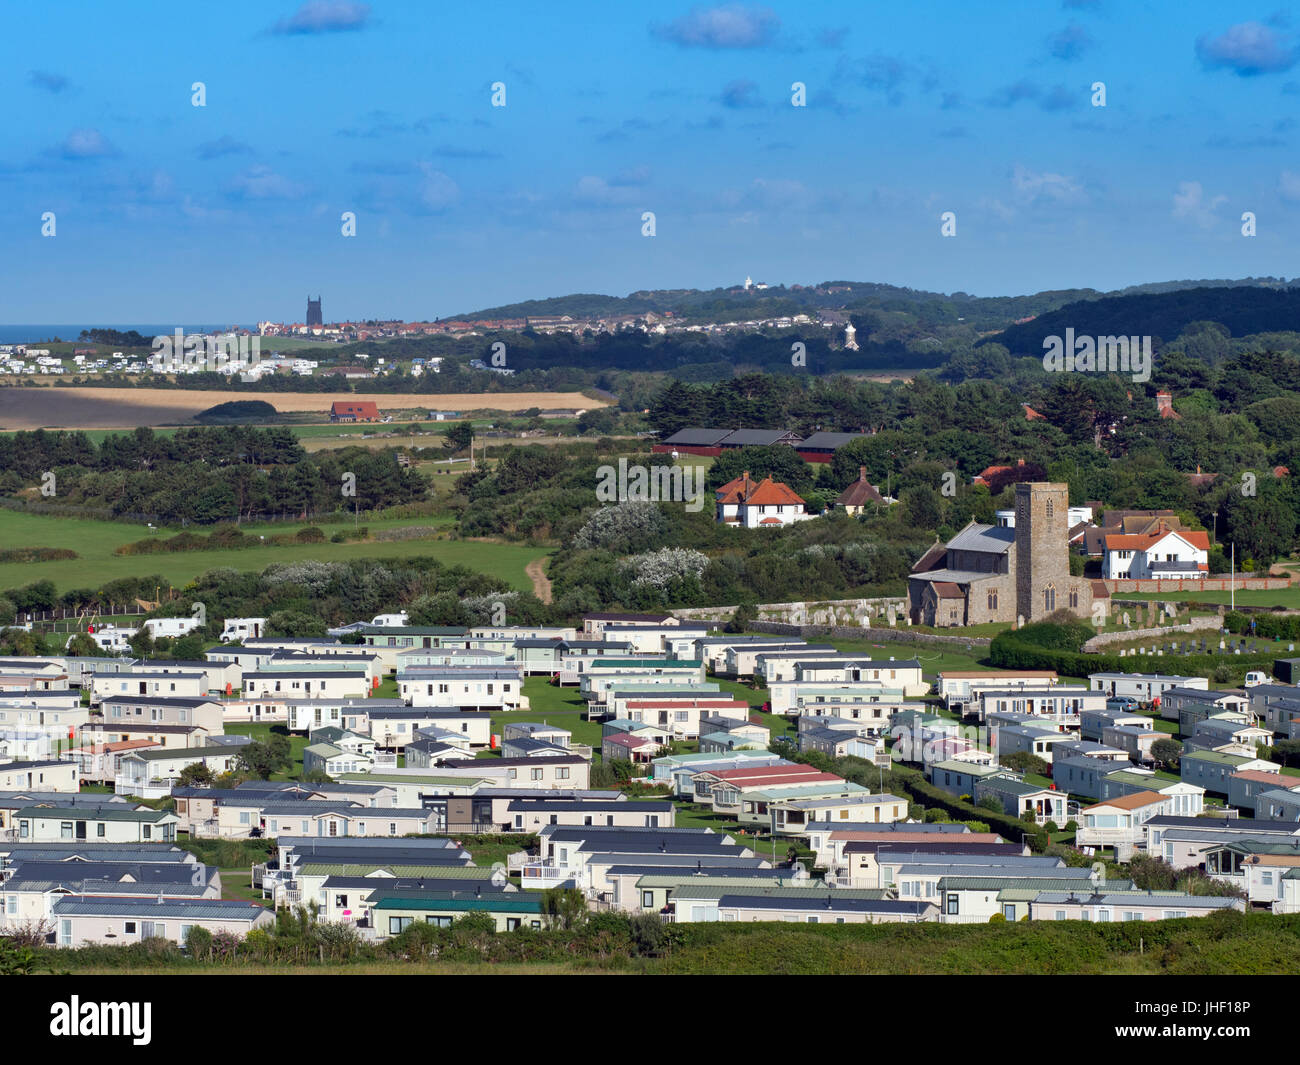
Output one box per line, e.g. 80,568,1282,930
1123,586,1300,609
0,508,545,596
503,679,603,749
0,387,607,430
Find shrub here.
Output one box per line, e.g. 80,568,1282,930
185,925,214,961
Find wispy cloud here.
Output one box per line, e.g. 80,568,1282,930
720,79,764,109
1172,180,1227,227
987,79,1078,111
50,128,118,160
651,4,780,49
1012,164,1085,204
271,1,372,36
1196,21,1298,76
1047,23,1092,61
197,135,253,159
226,165,308,200
29,70,71,94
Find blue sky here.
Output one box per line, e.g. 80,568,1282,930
4,0,1300,322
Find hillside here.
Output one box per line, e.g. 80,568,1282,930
989,285,1300,357
451,277,1295,332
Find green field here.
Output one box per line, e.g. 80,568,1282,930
0,508,545,596
1123,586,1300,609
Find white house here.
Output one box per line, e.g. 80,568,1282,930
715,472,812,529
1103,526,1209,580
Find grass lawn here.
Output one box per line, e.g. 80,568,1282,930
821,635,993,679
220,870,264,904
507,678,604,750
1122,586,1300,609
0,507,546,595
224,722,306,781
671,801,813,865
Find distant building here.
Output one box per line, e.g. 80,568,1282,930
306,295,323,327
330,401,380,423
835,466,887,515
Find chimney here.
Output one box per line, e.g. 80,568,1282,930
859,466,867,482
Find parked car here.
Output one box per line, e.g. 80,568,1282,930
1106,696,1140,712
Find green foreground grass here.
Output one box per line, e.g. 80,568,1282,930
40,910,1300,975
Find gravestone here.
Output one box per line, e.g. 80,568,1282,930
1123,612,1131,628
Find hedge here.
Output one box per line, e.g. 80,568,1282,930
1224,610,1300,641
989,630,1278,681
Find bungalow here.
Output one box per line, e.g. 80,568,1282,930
1081,707,1149,742
1100,769,1205,815
244,670,371,702
1180,750,1275,796
50,896,273,947
371,892,545,936
1031,890,1242,922
925,759,1009,798
617,696,747,739
357,708,493,751
1088,672,1206,704
1143,814,1300,870
0,759,79,793
302,742,375,778
399,667,525,712
798,727,879,760
132,658,243,695
438,755,590,791
753,647,842,684
770,793,908,836
1160,686,1249,726
602,732,663,765
1100,724,1161,764
62,739,161,784
77,722,209,752
90,670,209,704
1228,767,1287,811
715,473,812,529
715,894,935,924
937,670,1059,714
15,805,179,843
330,400,380,422
99,696,225,735
503,798,675,833
1185,716,1272,757
115,742,252,798
976,686,1106,726
938,872,1104,924
1076,791,1171,859
1256,786,1300,823
972,777,1067,825
994,725,1072,764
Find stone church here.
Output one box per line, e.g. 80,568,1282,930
907,482,1107,627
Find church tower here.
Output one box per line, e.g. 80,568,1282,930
306,295,323,327
844,322,859,351
1014,481,1070,622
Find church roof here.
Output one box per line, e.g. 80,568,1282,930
945,523,1015,555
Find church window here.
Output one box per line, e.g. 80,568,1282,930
1044,586,1056,612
